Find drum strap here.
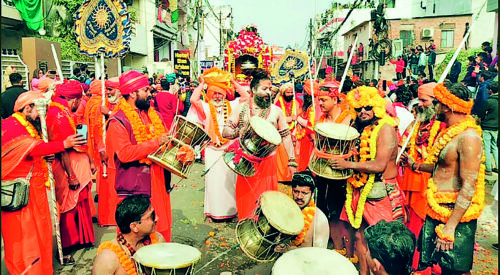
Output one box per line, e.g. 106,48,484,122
313,147,356,160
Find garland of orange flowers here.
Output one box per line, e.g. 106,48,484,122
291,199,316,246
97,242,138,275
49,102,76,132
408,120,441,161
345,115,395,229
334,109,350,124
115,98,167,164
424,115,485,223
435,224,455,242
296,107,315,140
208,100,231,147
433,83,473,114
278,96,296,130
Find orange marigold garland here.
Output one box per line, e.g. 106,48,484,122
424,115,485,223
115,98,167,164
49,101,77,132
291,199,316,246
97,242,138,275
345,115,395,229
435,224,455,242
433,83,473,114
208,100,231,147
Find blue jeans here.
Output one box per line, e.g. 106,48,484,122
483,130,498,172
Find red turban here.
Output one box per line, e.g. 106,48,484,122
319,79,340,97
56,79,84,99
89,80,105,95
303,79,319,96
119,70,149,95
105,77,119,89
14,91,45,112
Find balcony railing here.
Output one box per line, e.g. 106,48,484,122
2,0,15,7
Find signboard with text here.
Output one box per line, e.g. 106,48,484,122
200,60,215,70
174,50,190,80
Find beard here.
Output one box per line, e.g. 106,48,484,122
416,105,436,122
354,116,377,133
26,117,42,133
255,95,271,109
136,96,152,111
283,94,294,102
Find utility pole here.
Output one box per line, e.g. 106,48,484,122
308,18,314,57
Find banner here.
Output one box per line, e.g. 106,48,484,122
174,50,190,80
200,60,215,70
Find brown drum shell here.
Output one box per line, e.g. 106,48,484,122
148,138,192,179
309,154,356,180
173,116,211,147
137,264,193,275
223,151,256,177
310,135,358,180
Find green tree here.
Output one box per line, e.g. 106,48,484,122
435,47,481,82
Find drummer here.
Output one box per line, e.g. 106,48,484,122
275,171,329,252
315,79,353,260
222,68,297,220
93,195,166,275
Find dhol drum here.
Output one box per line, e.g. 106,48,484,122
148,116,211,179
272,247,358,275
309,123,359,180
133,243,201,275
236,191,304,262
224,116,282,177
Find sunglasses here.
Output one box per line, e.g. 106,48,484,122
354,106,373,112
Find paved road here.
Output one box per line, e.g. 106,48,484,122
2,163,498,274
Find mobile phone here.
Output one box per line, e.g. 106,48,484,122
76,124,88,142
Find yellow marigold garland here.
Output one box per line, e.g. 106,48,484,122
278,96,296,130
49,102,76,132
208,100,231,147
115,98,167,164
424,115,485,223
345,115,395,229
291,198,316,246
434,83,473,114
97,242,138,275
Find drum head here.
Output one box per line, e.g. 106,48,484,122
260,191,304,235
315,123,359,141
272,247,358,275
133,243,201,269
249,116,282,145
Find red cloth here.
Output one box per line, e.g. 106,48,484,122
60,185,95,248
297,134,314,172
106,111,172,240
236,154,278,220
55,79,84,99
155,92,184,130
119,70,149,95
1,116,65,275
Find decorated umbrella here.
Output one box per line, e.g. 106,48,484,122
74,0,132,177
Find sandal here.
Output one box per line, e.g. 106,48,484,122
62,255,76,266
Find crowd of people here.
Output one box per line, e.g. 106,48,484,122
1,42,497,274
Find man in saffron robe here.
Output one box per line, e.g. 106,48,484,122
84,80,119,226
275,82,303,182
399,82,445,271
2,91,86,274
47,80,96,263
187,68,249,222
106,70,172,240
222,68,296,220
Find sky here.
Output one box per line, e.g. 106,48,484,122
208,0,333,49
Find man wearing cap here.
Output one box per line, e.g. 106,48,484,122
84,79,118,226
2,91,86,272
187,67,249,223
399,82,445,271
331,86,404,273
46,80,96,264
314,79,353,258
275,171,330,252
275,82,303,181
105,70,172,241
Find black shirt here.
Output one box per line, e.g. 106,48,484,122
1,85,27,119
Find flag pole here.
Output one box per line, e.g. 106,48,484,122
100,52,108,178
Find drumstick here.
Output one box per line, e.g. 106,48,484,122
200,154,224,177
193,244,240,274
20,257,40,275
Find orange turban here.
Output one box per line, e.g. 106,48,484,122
38,78,55,92
14,91,45,112
418,82,437,99
89,80,105,96
119,70,149,95
303,79,320,96
106,77,119,89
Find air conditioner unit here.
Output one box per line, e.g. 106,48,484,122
422,28,434,38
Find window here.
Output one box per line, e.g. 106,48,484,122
441,30,454,48
400,30,414,48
